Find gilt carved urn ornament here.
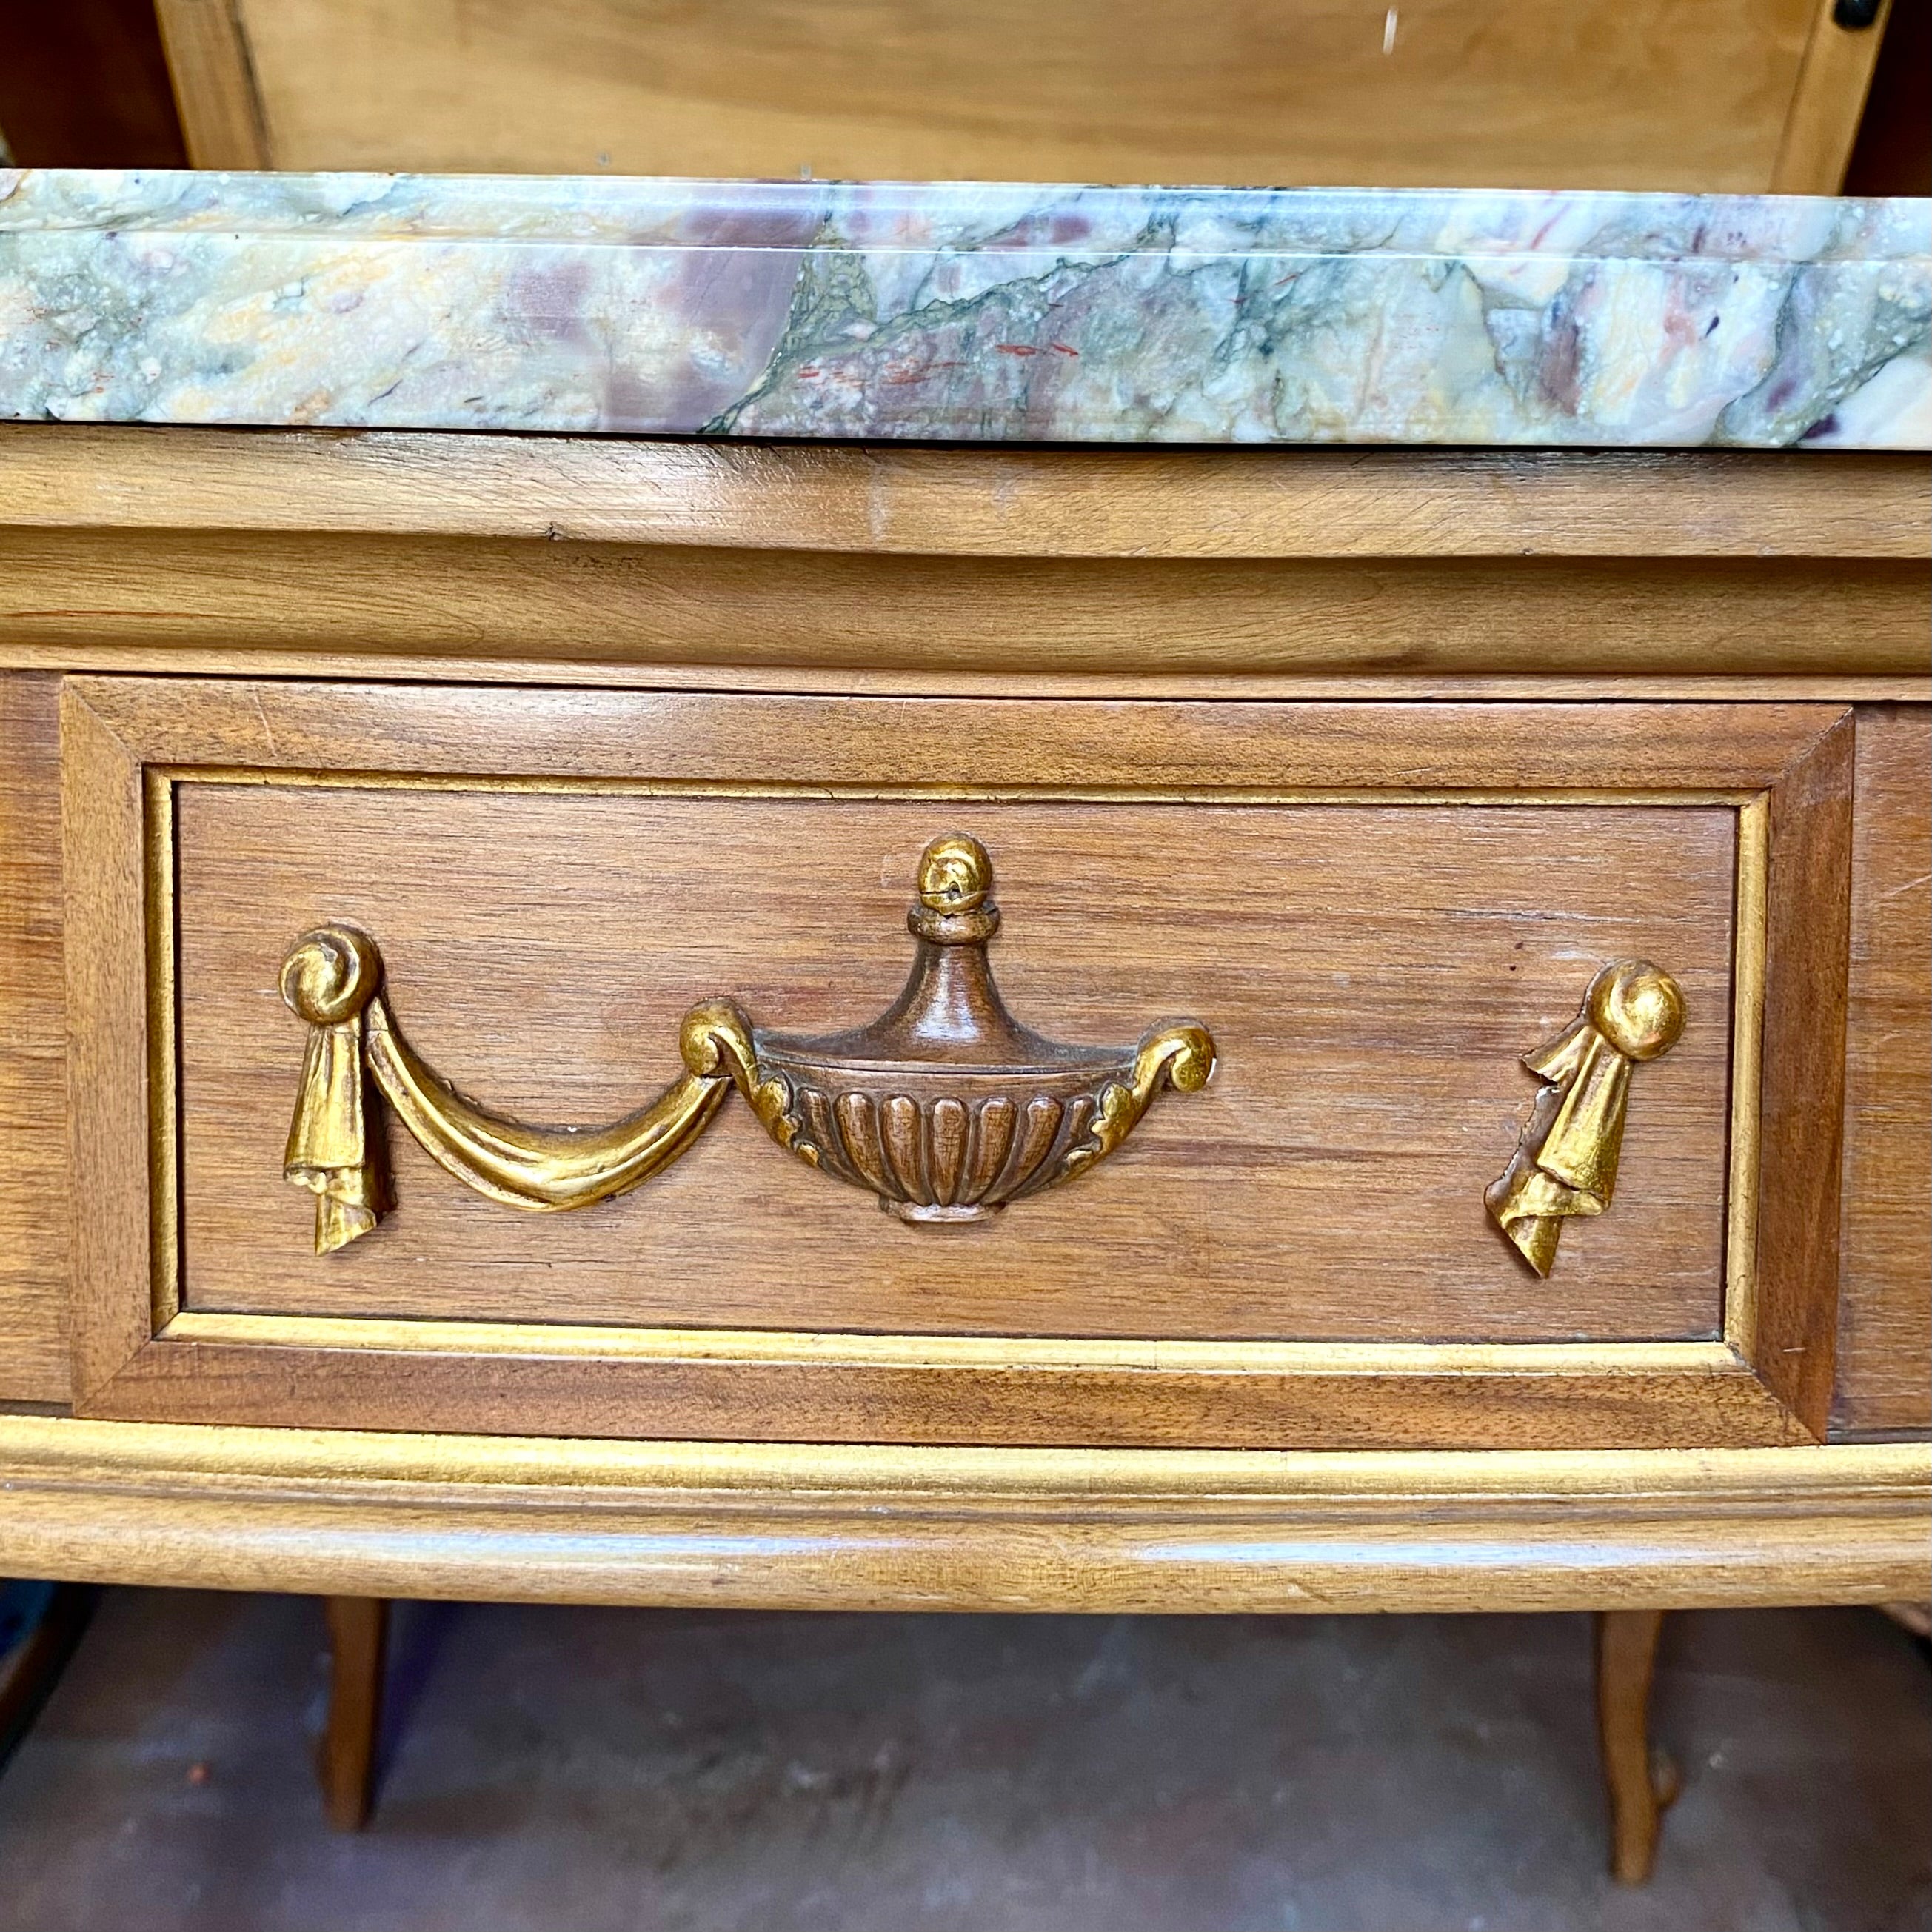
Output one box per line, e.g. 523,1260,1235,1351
689,834,1217,1222
281,834,1218,1250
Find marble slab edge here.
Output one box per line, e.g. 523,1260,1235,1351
2,170,1928,448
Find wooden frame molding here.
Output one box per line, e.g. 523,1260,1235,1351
152,0,270,168
3,433,1925,690
144,0,1892,191
3,429,1925,561
1,1416,1925,1613
1772,0,1896,193
61,678,1855,1451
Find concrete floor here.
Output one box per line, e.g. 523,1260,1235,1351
0,1593,1925,1932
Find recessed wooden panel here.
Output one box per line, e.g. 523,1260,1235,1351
175,786,1738,1343
197,0,1834,193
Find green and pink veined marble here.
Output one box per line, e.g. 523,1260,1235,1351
2,170,1927,447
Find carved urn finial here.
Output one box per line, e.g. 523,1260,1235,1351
709,832,1217,1222
909,832,1000,945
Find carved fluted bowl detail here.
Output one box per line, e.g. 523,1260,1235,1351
755,1058,1141,1223
678,832,1216,1223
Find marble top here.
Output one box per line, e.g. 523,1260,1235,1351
2,170,1928,448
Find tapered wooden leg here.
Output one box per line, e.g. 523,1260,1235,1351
1595,1608,1682,1884
318,1596,389,1830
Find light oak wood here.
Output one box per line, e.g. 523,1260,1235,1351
59,685,155,1408
102,1334,1805,1451
1595,1608,1681,1884
1836,706,1932,1437
5,431,1925,562
4,434,1921,681
151,0,269,167
11,528,1924,682
7,650,1929,709
155,0,1844,193
0,434,1924,1441
1751,716,1854,1437
1772,0,1894,193
0,674,67,1402
57,677,1857,792
58,677,1853,1449
174,787,1740,1343
318,1595,387,1831
10,693,1920,1428
1,1417,1925,1611
0,415,1916,1862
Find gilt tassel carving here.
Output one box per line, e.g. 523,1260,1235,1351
1485,960,1687,1277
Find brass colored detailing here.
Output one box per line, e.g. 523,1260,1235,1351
281,926,729,1253
717,834,1216,1223
281,927,387,1253
679,1000,810,1159
280,834,1215,1247
1063,1023,1218,1183
1486,960,1687,1277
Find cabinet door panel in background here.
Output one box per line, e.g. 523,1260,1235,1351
156,0,1868,193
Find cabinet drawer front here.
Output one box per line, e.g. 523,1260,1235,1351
63,680,1851,1449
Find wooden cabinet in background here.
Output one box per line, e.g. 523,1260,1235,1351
150,0,1896,193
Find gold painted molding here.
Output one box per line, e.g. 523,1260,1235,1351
4,1413,1925,1499
162,1312,1748,1376
1,1414,1924,1614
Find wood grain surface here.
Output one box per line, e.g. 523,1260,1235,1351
101,1326,1804,1448
150,0,270,167
1595,1608,1676,1883
5,431,1925,561
6,651,1926,711
3,1417,1925,1612
8,529,1923,683
1749,716,1855,1436
0,675,69,1402
4,433,1922,686
1834,706,1932,1438
0,424,1922,1602
1771,0,1895,193
318,1596,387,1831
174,786,1740,1345
59,678,1851,794
161,0,1836,192
58,683,159,1405
9,675,1915,1440
58,678,1851,1449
